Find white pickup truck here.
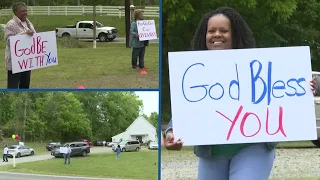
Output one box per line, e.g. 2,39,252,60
55,21,117,42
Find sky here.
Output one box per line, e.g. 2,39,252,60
135,91,159,116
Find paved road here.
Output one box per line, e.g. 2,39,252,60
0,172,140,180
0,147,114,166
80,37,159,43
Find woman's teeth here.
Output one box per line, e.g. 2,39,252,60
214,41,223,45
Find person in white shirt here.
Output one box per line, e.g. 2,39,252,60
64,144,72,165
103,141,106,147
3,145,8,162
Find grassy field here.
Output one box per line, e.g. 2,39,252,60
0,16,159,37
0,42,158,88
0,151,158,180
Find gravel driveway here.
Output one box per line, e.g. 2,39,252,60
161,148,320,179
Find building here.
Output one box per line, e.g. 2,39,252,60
112,116,157,143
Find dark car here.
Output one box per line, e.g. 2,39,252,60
78,139,92,147
46,142,61,151
94,140,104,146
51,142,90,158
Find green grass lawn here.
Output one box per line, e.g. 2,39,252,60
0,42,158,88
0,16,159,37
0,152,158,180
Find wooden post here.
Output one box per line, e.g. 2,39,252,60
93,5,97,49
125,0,131,48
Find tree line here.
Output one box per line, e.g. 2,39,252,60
162,0,320,123
0,92,158,143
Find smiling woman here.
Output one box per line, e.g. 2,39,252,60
4,1,36,89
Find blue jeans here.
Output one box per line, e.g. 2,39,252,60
198,143,275,180
64,153,70,164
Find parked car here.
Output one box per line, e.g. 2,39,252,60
107,142,114,147
148,141,158,150
94,140,104,146
78,139,92,147
51,142,90,158
55,21,117,42
46,142,61,151
112,140,140,152
7,145,35,158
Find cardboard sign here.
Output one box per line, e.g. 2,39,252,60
137,20,157,41
10,31,58,74
168,46,317,146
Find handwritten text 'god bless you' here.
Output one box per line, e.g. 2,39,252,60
182,60,307,140
14,36,57,70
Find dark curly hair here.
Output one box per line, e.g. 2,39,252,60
191,7,255,50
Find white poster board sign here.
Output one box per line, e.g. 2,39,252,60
59,147,67,154
18,142,24,146
168,46,317,146
10,31,58,74
137,20,157,41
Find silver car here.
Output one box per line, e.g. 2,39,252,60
7,145,35,158
112,140,140,152
148,141,158,150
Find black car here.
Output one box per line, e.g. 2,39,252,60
46,142,61,151
94,140,104,146
51,142,90,158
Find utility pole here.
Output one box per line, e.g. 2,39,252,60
93,5,97,49
22,97,27,142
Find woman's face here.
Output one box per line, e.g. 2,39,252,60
206,14,232,50
15,6,28,22
138,12,144,20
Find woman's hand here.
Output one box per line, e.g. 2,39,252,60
164,131,183,151
25,30,34,36
311,77,317,96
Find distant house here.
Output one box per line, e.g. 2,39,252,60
112,116,157,143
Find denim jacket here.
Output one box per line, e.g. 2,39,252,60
165,118,278,158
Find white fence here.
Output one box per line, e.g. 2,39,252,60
0,6,159,18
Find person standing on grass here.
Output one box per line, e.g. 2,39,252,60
103,140,106,147
4,2,36,89
129,9,149,70
64,144,72,165
2,145,8,162
116,145,121,159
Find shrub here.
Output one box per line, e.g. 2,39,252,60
57,37,87,48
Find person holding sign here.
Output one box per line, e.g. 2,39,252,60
129,9,149,70
64,144,72,165
164,7,318,180
4,2,35,89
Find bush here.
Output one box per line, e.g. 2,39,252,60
0,29,5,49
57,37,87,48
